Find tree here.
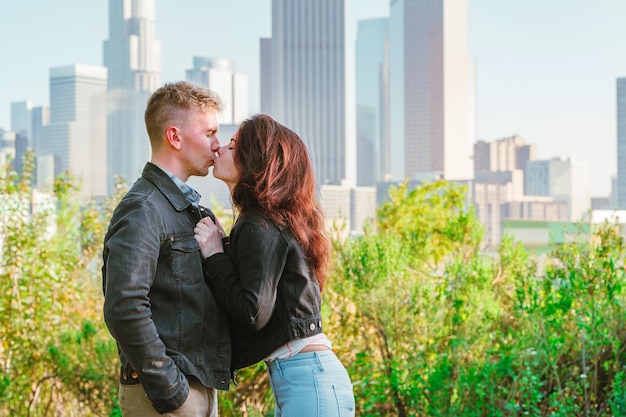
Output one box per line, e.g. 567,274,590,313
0,151,121,416
4,161,626,416
327,180,485,415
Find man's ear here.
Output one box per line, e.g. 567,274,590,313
165,126,182,150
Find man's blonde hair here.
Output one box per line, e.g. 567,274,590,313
144,81,224,149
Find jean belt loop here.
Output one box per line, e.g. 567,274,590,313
314,351,326,371
271,356,284,378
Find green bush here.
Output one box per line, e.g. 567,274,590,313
0,151,120,416
3,156,626,416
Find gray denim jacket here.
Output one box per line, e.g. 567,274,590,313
202,211,323,371
102,163,231,414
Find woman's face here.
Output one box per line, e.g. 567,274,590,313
213,131,240,189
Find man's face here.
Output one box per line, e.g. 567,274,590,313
179,108,220,178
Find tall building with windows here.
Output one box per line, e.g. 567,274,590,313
186,57,249,125
617,78,626,208
30,105,50,150
391,0,473,181
11,101,33,145
38,64,108,198
262,0,347,185
10,101,34,175
103,0,161,189
0,129,16,165
526,157,590,222
474,135,535,173
389,0,405,181
259,38,273,116
356,17,390,186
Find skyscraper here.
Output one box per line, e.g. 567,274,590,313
186,57,249,125
0,130,16,165
10,100,34,175
30,105,50,159
259,38,273,116
262,0,347,185
38,64,108,198
355,17,390,186
11,100,33,145
103,0,161,189
617,78,626,208
391,0,473,181
474,135,535,174
526,158,590,222
389,0,405,181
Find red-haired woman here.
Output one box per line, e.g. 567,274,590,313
194,114,355,416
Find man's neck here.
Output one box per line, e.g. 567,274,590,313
151,159,188,182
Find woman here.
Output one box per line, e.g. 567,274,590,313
193,114,355,416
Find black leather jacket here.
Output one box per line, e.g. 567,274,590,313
102,163,231,414
202,211,323,371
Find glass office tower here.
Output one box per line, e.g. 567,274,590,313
396,0,473,181
103,0,161,189
263,0,348,185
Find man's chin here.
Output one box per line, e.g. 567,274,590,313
189,168,210,178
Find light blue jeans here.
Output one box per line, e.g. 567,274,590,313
266,350,355,417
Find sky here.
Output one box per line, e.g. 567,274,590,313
0,0,624,197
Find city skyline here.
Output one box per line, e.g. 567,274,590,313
262,0,348,186
104,0,161,190
1,0,625,196
400,0,473,181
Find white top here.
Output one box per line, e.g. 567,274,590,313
265,333,333,362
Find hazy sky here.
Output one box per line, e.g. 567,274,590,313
1,0,624,196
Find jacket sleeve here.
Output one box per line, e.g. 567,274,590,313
102,197,188,413
202,219,288,331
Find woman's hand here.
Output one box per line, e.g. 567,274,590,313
194,216,226,259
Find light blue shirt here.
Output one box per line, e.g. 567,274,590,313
155,165,201,207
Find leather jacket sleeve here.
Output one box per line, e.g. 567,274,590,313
103,196,189,413
203,219,288,331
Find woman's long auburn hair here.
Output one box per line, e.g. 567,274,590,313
231,114,331,290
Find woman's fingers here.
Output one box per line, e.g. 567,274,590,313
213,216,227,238
197,216,226,238
199,216,215,227
194,219,225,258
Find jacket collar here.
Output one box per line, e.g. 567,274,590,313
141,162,192,212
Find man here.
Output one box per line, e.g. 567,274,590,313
102,81,231,416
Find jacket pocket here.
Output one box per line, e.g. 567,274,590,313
169,235,204,284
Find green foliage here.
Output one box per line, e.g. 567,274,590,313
326,180,626,416
327,180,489,416
0,152,122,416
46,321,119,415
377,180,483,265
3,159,626,416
